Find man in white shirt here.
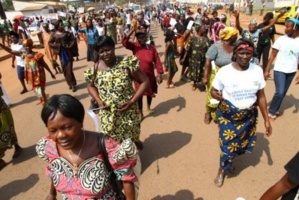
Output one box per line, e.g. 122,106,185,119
10,31,28,94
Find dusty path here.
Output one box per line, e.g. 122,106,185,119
0,12,298,200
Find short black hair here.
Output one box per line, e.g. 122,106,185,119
94,35,115,51
41,94,85,126
264,12,274,19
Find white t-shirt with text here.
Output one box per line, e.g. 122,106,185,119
272,35,299,73
212,63,266,108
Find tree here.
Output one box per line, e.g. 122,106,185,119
2,0,13,11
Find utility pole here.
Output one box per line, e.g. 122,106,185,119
0,1,7,19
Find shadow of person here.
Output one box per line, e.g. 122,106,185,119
151,96,186,117
278,94,299,115
140,131,192,173
73,65,88,71
12,145,37,165
0,174,39,199
151,189,204,200
226,132,273,178
10,96,39,108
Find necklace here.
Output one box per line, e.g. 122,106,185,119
67,130,86,175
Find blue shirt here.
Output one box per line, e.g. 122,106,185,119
78,27,98,45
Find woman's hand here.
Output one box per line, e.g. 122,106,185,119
97,99,110,110
264,120,272,137
295,76,299,85
156,74,163,84
264,71,271,80
202,76,208,86
117,100,134,112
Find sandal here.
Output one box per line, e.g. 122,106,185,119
214,172,224,187
204,112,212,124
0,159,7,171
166,84,176,89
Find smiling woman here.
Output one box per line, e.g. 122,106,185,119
36,94,138,200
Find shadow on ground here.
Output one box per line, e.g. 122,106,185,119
151,189,203,200
226,132,273,178
140,131,192,173
0,174,39,199
151,96,186,117
274,94,299,115
12,145,37,165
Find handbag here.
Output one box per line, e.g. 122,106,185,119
98,134,126,200
89,62,100,114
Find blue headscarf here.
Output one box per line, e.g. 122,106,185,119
287,18,299,26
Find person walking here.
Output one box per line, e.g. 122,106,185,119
122,28,164,119
211,39,271,187
264,18,299,120
48,19,77,92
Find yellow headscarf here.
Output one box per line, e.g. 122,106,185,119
219,27,238,41
22,39,33,47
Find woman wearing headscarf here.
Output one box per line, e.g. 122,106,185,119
180,22,210,91
0,73,22,170
211,39,271,187
48,19,77,92
122,28,164,119
264,17,299,120
0,39,56,105
202,27,238,124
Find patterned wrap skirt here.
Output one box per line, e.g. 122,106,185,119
217,100,258,171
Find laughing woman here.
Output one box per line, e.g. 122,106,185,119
211,39,272,187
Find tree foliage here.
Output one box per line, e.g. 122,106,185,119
2,0,13,11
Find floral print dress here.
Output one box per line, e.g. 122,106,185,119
84,56,141,142
36,135,138,200
24,52,46,97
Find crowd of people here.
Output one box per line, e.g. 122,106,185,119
0,2,299,199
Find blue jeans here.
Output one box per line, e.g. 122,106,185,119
269,71,296,115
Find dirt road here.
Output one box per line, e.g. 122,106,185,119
0,13,298,200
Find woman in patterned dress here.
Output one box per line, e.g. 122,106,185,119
0,72,22,170
0,39,56,105
36,94,138,200
180,22,210,90
84,36,149,149
202,27,238,124
211,39,272,187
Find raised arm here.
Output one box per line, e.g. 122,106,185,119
0,43,21,56
233,11,243,34
261,11,286,33
121,29,136,51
